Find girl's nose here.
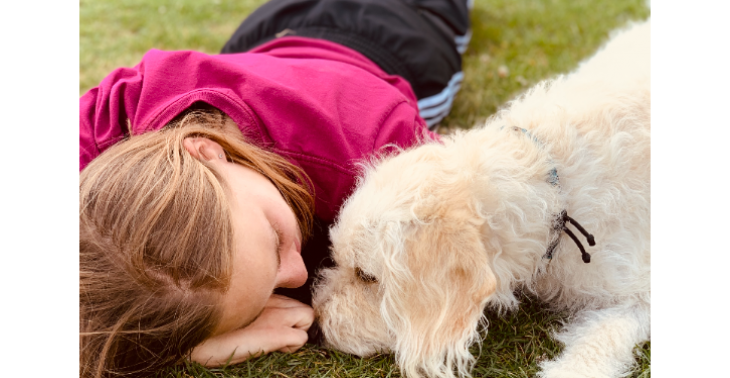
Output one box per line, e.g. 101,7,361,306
276,243,308,288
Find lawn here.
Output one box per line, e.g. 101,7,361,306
80,0,651,377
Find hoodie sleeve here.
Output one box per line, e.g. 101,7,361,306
79,64,145,171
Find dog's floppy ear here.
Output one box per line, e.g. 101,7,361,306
380,216,496,378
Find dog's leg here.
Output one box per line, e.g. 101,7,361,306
537,302,650,378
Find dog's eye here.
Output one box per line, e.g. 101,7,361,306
355,267,377,283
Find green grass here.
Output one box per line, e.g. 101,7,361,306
80,0,265,95
81,0,650,376
443,0,650,130
154,292,651,378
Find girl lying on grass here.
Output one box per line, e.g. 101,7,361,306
79,0,472,376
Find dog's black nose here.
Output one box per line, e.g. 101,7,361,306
307,320,325,346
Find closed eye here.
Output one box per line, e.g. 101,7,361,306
355,267,377,283
271,223,283,269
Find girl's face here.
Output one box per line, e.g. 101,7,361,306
186,138,308,335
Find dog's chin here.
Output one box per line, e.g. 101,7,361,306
313,271,394,357
315,297,394,357
322,330,389,357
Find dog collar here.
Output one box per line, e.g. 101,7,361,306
505,126,595,263
545,210,595,263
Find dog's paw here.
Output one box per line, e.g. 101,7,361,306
536,357,613,378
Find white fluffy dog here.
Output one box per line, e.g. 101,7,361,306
312,20,650,378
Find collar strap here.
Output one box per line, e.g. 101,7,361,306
557,210,595,263
502,126,597,263
505,126,560,186
545,211,596,263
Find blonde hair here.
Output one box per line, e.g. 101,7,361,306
80,110,314,377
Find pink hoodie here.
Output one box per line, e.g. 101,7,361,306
80,37,437,222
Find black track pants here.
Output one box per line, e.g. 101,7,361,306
222,0,472,128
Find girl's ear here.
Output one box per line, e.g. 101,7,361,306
183,137,225,162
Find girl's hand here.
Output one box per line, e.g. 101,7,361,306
190,294,314,366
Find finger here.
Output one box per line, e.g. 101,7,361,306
236,324,308,354
265,294,309,309
262,305,314,330
250,307,313,335
274,328,309,353
290,305,314,330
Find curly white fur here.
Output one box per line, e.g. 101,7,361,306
313,19,651,378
